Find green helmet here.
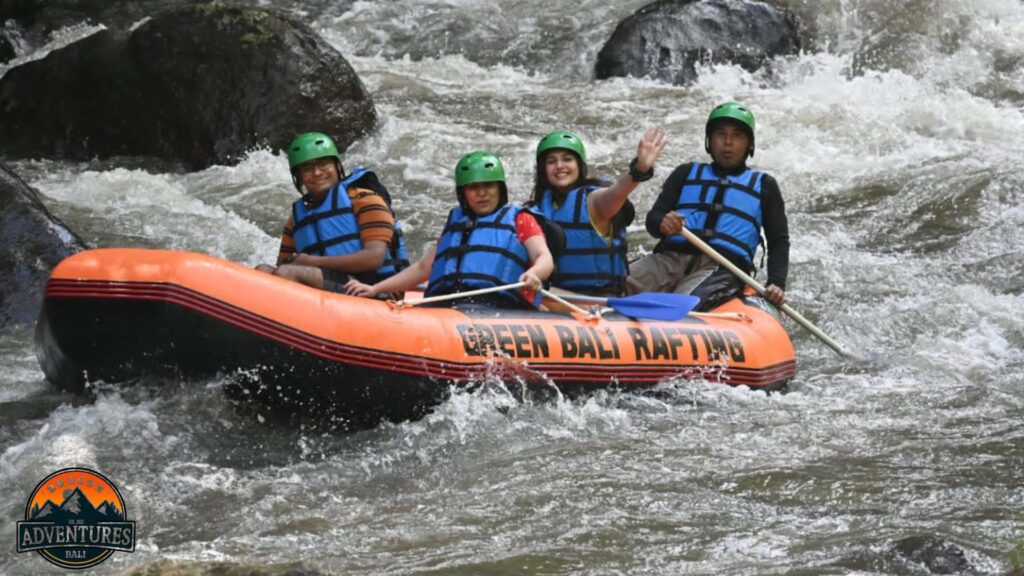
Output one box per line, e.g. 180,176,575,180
536,130,587,164
705,102,756,157
454,151,508,212
455,151,506,187
287,132,340,168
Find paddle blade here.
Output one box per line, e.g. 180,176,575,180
605,293,701,321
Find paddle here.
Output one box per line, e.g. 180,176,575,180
405,283,699,321
678,227,858,359
546,290,701,321
403,282,526,306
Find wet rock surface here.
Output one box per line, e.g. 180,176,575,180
0,3,375,169
0,162,85,327
595,0,802,86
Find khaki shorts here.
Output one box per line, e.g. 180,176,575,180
626,251,744,311
320,267,354,293
626,252,718,295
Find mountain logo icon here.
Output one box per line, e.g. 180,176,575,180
16,467,136,570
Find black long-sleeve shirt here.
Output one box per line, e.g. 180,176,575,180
644,161,790,289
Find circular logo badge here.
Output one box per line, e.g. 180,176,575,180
17,467,136,570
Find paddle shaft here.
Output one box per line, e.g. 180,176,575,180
539,289,591,316
557,293,608,305
561,293,747,321
678,228,855,359
405,281,526,306
548,290,698,321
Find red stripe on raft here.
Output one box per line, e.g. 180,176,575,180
45,279,796,388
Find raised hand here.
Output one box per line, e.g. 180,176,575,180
636,125,668,172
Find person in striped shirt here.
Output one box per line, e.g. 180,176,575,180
256,132,409,292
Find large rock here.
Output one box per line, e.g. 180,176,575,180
2,1,177,35
0,3,375,169
1,0,39,20
595,0,802,86
2,1,318,50
892,536,972,574
0,162,85,327
1,0,142,57
0,29,147,161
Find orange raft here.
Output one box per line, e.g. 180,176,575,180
36,248,797,428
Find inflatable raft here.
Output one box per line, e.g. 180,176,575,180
36,249,797,428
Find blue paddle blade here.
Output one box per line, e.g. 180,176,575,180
605,293,701,321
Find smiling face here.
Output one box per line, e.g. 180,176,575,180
543,149,581,194
462,182,502,216
296,157,340,201
708,120,752,169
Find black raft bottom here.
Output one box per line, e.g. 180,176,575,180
36,291,792,431
36,297,456,430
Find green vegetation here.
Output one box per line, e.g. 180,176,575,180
186,2,278,46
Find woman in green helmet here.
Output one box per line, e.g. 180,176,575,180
529,126,667,297
346,151,554,309
256,132,410,292
627,102,790,311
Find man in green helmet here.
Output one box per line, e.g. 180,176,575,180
627,102,789,310
256,132,409,292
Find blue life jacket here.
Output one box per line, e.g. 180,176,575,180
536,185,628,295
425,205,541,309
662,163,764,266
291,167,409,280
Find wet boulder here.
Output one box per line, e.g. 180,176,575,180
0,0,38,20
2,0,180,40
0,29,147,161
0,3,376,169
3,0,348,53
892,536,972,575
595,0,802,86
128,3,376,168
0,162,85,327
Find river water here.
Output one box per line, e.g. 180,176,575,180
2,0,1023,574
